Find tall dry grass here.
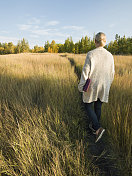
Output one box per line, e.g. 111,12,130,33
102,56,132,175
0,53,99,176
68,54,132,175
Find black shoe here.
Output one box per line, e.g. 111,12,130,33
95,127,105,143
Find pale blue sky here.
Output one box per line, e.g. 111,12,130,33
0,0,131,48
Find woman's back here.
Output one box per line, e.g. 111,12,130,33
78,47,115,103
89,47,114,85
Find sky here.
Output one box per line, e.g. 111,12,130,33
0,0,131,48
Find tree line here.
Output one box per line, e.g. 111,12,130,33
0,34,131,55
106,34,132,55
0,38,30,54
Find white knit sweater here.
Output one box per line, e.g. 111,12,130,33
78,47,115,103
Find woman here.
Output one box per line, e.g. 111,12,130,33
78,32,115,143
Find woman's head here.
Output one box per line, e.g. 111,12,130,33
95,32,106,47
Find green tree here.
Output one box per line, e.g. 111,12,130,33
127,37,132,54
7,42,15,54
69,37,75,53
44,41,50,52
15,41,21,53
58,44,64,53
0,46,4,55
112,40,119,54
3,43,8,54
115,34,120,43
75,42,79,54
80,37,85,53
64,38,70,53
20,38,29,53
90,37,96,50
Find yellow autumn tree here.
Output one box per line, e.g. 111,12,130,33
50,40,58,53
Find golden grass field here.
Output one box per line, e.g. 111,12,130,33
0,53,132,176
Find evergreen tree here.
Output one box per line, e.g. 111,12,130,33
44,41,50,52
127,37,132,54
115,34,120,42
75,42,79,54
112,40,119,54
64,38,70,53
15,41,21,53
69,37,75,53
58,44,64,53
90,39,96,50
78,40,81,54
84,36,88,53
80,37,85,53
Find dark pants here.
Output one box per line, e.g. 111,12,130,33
84,98,103,131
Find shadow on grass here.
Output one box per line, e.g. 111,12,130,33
68,57,82,80
0,72,87,175
0,72,83,138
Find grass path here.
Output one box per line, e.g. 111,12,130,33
64,55,120,176
65,54,132,176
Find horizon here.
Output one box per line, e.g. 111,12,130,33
0,0,132,48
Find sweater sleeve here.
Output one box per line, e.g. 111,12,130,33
78,53,91,92
111,56,115,83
